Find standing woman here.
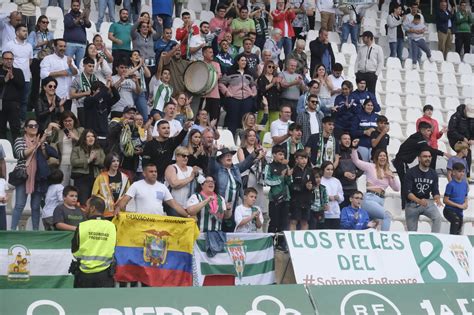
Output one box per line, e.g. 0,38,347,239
219,54,258,133
80,43,113,83
11,120,59,230
36,77,66,131
27,15,54,108
320,161,344,229
71,129,105,206
351,99,379,162
351,147,400,231
172,92,194,125
49,111,84,186
131,15,162,76
191,109,220,140
313,64,334,116
129,50,152,120
257,60,280,129
92,152,130,218
186,129,209,174
92,34,114,65
237,104,269,143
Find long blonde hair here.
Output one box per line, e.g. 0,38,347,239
373,149,392,179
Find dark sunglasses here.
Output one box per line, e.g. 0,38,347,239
309,100,318,103
267,65,275,69
47,84,57,89
41,20,49,24
178,154,190,158
27,124,38,128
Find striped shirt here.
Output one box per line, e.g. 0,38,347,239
187,193,227,232
149,77,173,112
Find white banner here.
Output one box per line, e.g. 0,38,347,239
285,230,473,285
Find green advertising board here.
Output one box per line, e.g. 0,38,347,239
0,284,315,315
309,283,474,315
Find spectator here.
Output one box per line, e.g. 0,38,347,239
340,191,378,230
200,46,222,123
40,39,79,108
263,28,282,65
108,9,133,63
63,0,91,68
71,129,105,205
271,105,293,145
11,120,59,230
186,175,230,232
173,92,194,125
80,43,113,83
316,0,336,31
0,11,22,49
404,149,443,233
176,11,200,59
216,39,235,75
231,7,256,49
111,58,140,117
234,187,264,232
257,61,281,128
370,115,390,160
416,104,446,151
351,146,399,231
355,31,384,94
271,0,296,58
309,28,335,77
309,168,328,229
50,111,84,186
312,64,334,116
152,0,173,29
52,185,85,231
97,0,115,31
351,99,378,161
186,129,209,174
219,54,257,133
251,7,270,51
107,106,136,154
328,63,345,104
237,109,268,143
305,116,339,168
443,162,469,235
4,24,33,124
36,77,65,131
447,141,469,182
386,3,405,61
165,146,200,215
454,0,472,56
287,39,308,77
93,34,114,65
340,4,359,48
15,0,38,39
0,154,8,230
41,169,64,230
210,4,233,44
237,38,260,79
333,80,357,139
297,93,323,145
289,0,313,45
264,144,292,250
335,133,363,208
131,16,161,75
116,162,188,215
92,152,130,218
162,43,191,95
239,32,263,60
70,57,99,125
223,31,239,58
447,104,473,178
350,78,381,111
436,1,454,59
129,50,152,120
289,149,314,230
282,123,304,167
403,2,424,61
27,16,54,107
149,59,173,117
152,103,184,138
0,51,24,141
320,160,344,229
154,27,177,66
279,58,305,121
393,122,449,209
0,145,6,187
296,79,319,115
406,14,433,69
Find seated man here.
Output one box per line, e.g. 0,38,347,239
340,191,378,230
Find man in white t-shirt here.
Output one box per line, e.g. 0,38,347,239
328,63,345,104
152,102,183,138
270,104,293,144
188,21,215,61
115,163,188,216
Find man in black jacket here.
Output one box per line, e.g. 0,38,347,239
435,1,454,59
447,104,473,178
309,28,335,78
0,51,24,141
393,121,450,209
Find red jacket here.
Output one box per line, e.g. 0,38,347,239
416,116,443,149
175,24,199,57
271,9,296,38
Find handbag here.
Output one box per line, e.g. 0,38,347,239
8,166,28,186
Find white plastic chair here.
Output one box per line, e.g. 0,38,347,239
388,138,402,155
388,124,404,141
305,30,318,52
460,74,474,86
405,123,417,136
385,93,402,108
422,60,438,72
424,82,441,96
386,57,402,70
200,10,214,22
172,17,184,29
405,94,422,109
405,69,421,83
425,95,442,110
423,71,439,84
462,85,474,99
458,63,473,75
444,97,460,111
405,82,421,95
405,108,422,123
430,50,444,62
386,69,402,81
441,73,457,85
443,84,459,97
446,52,461,64
328,32,341,45
0,2,18,13
385,107,403,123
216,129,236,148
45,6,64,31
440,61,455,73
341,43,357,56
335,52,347,67
431,110,445,125
99,22,112,37
330,42,339,54
385,80,402,94
463,53,474,65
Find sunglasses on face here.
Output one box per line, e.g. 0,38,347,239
47,84,57,89
178,154,189,158
41,20,49,24
27,124,38,129
267,65,275,69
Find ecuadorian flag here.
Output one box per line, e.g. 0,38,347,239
113,213,199,286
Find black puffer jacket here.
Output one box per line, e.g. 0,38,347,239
447,104,474,148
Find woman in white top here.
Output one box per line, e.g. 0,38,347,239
312,64,334,116
164,146,200,216
320,160,344,229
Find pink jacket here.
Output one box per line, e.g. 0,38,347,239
416,116,443,149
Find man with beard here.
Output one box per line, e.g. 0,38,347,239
162,43,191,95
40,39,78,110
63,0,91,68
142,119,193,182
189,22,217,61
176,11,199,59
108,9,133,63
0,11,22,49
3,24,33,125
240,37,260,78
199,46,222,123
154,27,177,65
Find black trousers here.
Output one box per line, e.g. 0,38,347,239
74,268,114,288
0,101,21,142
30,58,41,111
455,32,471,55
74,174,94,206
320,218,340,229
392,157,409,209
356,71,378,94
443,208,463,235
269,201,289,247
201,97,221,125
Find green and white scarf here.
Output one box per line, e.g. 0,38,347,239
315,133,336,168
80,72,97,92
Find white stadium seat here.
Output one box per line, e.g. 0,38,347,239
385,93,402,108
216,129,235,148
462,86,474,99
405,123,417,136
387,138,402,156
386,57,402,70
385,107,403,123
388,124,404,141
458,63,473,75
441,73,457,85
341,43,357,56
0,2,18,13
423,71,439,84
463,53,474,65
404,69,421,82
405,82,421,95
385,80,402,94
425,95,442,110
432,110,445,126
405,108,422,123
441,61,455,73
460,74,474,86
328,32,340,45
446,52,462,64
424,82,441,96
444,97,460,111
200,10,214,22
386,69,402,81
422,59,438,72
430,50,444,62
405,95,422,109
443,84,459,97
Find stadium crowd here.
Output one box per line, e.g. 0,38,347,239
0,0,472,249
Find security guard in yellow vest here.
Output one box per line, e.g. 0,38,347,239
71,196,117,288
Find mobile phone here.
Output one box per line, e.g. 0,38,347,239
64,128,70,136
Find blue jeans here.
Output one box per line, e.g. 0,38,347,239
357,145,371,162
65,42,87,68
341,22,359,47
410,38,431,65
48,0,64,12
97,0,116,30
133,91,149,120
21,81,31,122
389,39,404,61
362,192,392,231
11,183,43,230
278,37,293,59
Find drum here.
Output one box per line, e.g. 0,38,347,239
184,61,218,95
